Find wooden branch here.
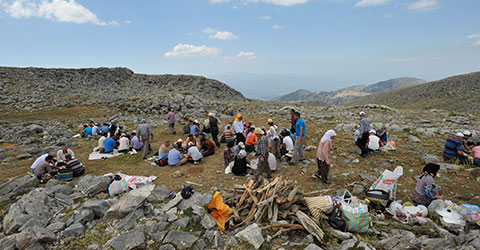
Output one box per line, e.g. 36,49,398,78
273,225,305,238
272,201,278,222
261,223,299,230
296,211,324,243
287,187,298,202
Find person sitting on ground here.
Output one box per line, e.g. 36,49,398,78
245,127,257,153
232,150,251,176
130,131,143,151
109,120,118,137
158,140,171,159
472,143,480,167
34,155,58,181
357,111,371,157
190,120,200,137
367,129,384,152
462,130,473,153
413,163,444,207
183,118,192,136
168,143,187,166
313,130,336,184
81,124,90,138
376,126,387,145
443,132,468,164
354,125,360,144
187,142,203,164
186,134,198,147
202,118,211,135
199,133,215,157
280,130,294,157
97,134,106,152
118,133,130,153
56,146,75,166
222,123,234,143
103,134,117,153
223,141,235,166
91,123,100,137
100,122,110,136
233,142,245,156
30,152,56,171
65,154,85,177
233,114,245,145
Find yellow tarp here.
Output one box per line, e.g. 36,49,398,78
206,191,232,232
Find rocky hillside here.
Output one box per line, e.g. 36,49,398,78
0,67,246,116
273,77,425,105
349,72,480,112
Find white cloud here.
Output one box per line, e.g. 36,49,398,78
237,51,256,59
387,57,415,62
354,0,390,7
165,43,222,59
109,21,119,26
475,41,480,46
250,0,309,7
1,0,111,25
272,24,284,30
202,27,217,34
209,31,238,40
408,0,441,11
467,33,480,39
384,13,393,18
208,0,231,3
260,15,271,20
124,20,132,24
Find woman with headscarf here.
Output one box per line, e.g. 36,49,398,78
376,126,387,145
413,163,444,206
233,113,245,145
232,150,251,176
313,130,336,184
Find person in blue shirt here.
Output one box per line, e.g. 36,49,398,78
101,122,110,135
168,143,187,166
81,124,93,138
289,112,306,165
190,120,200,137
91,123,100,137
103,134,117,153
443,132,468,164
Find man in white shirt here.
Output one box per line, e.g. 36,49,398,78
187,142,203,164
57,146,75,165
367,130,384,151
118,134,130,153
30,152,56,170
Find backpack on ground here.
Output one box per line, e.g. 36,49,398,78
155,158,168,166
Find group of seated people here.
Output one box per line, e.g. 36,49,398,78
154,133,217,166
81,120,121,139
30,146,85,183
95,130,144,154
354,126,388,153
443,130,479,166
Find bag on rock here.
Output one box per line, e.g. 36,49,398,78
181,186,194,199
340,190,371,233
305,195,334,218
369,166,403,200
108,178,129,196
327,201,347,232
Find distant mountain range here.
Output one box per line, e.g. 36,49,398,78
272,77,426,105
348,71,480,112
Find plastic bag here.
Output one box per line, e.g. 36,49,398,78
436,208,466,226
369,166,403,200
207,191,232,232
460,204,480,223
340,190,371,233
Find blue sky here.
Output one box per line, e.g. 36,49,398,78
0,0,479,94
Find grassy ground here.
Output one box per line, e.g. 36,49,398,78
1,106,479,207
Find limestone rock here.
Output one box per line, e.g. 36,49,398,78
163,230,198,249
235,223,264,249
109,228,146,250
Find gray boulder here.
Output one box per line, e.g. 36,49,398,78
147,185,170,202
76,175,112,196
0,234,16,250
177,192,212,211
304,244,324,250
105,185,154,219
407,135,421,143
339,238,375,250
235,223,264,249
439,163,461,173
0,175,39,201
115,210,144,231
109,228,146,250
63,222,85,238
82,200,111,218
421,154,442,164
200,213,217,230
163,230,198,249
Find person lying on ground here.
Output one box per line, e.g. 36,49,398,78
462,130,473,153
367,129,384,152
313,130,336,184
233,142,245,156
199,133,215,157
30,152,56,171
103,134,117,153
472,143,480,167
168,143,187,166
224,141,235,166
413,163,444,207
376,126,387,145
34,155,58,180
158,140,171,159
183,118,192,136
130,131,143,151
56,146,75,166
232,150,251,176
187,142,203,164
65,154,85,177
443,132,468,164
245,127,257,153
118,133,130,153
186,134,198,147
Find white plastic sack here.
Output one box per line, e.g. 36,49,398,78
225,161,234,174
369,166,403,200
436,208,466,226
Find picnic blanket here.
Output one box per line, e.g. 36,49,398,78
104,173,157,189
88,151,122,160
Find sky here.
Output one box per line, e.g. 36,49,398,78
0,0,479,96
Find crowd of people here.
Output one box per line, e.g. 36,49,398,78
30,146,85,183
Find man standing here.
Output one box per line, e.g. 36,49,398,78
138,118,154,159
167,108,176,135
208,112,220,147
290,109,297,134
289,112,306,165
255,128,272,182
357,111,370,157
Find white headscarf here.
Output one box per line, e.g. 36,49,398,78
321,130,337,143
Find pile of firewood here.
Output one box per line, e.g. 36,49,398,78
223,176,325,242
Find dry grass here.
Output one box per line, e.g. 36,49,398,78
1,106,479,206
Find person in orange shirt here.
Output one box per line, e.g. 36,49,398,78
186,134,197,146
245,127,257,153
